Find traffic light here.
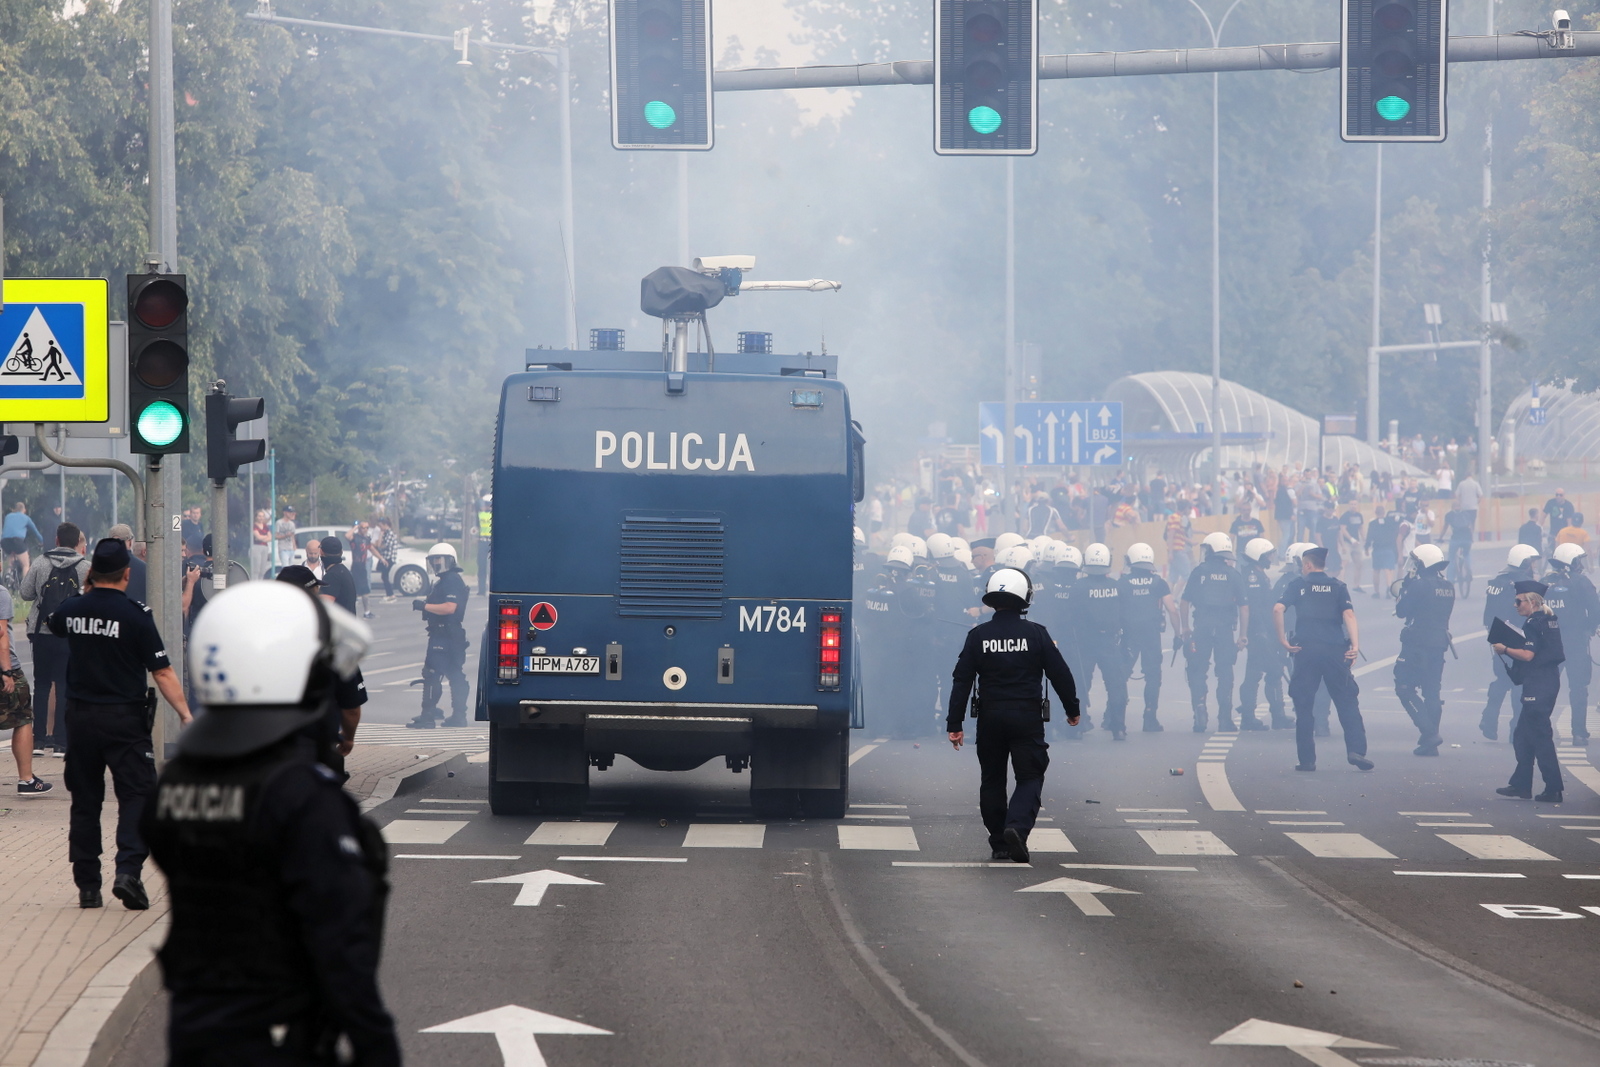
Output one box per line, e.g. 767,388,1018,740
935,1,1038,156
609,0,713,150
205,389,265,482
0,434,17,462
126,273,190,454
1341,0,1447,142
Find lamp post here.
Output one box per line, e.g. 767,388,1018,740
1182,0,1246,512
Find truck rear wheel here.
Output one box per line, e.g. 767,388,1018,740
750,728,849,819
488,723,589,816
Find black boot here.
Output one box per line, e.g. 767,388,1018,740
1217,713,1237,732
1142,712,1163,733
407,714,439,729
1192,705,1209,733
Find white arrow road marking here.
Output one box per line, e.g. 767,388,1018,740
1044,411,1058,463
1066,410,1082,463
474,869,602,906
422,1004,611,1067
1017,875,1138,916
1212,1018,1394,1066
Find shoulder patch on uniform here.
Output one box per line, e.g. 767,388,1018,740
338,834,362,857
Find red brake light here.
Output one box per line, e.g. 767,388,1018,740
822,613,842,624
496,600,523,683
818,609,844,690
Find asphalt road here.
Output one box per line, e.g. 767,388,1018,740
112,549,1600,1066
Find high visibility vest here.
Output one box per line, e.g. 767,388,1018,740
478,510,492,537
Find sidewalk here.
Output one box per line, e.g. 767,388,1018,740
0,740,455,1067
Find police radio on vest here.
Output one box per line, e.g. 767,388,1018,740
594,430,755,471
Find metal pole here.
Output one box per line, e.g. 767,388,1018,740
1367,145,1383,444
149,0,177,269
1209,66,1222,510
1003,157,1016,532
269,448,278,572
212,480,228,592
559,48,578,349
1479,0,1495,491
678,154,690,266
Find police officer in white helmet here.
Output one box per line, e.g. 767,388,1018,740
1233,538,1280,731
1480,544,1543,740
1543,543,1599,744
1179,532,1250,732
946,568,1080,863
1394,543,1455,756
407,543,471,729
1119,543,1180,732
143,582,400,1066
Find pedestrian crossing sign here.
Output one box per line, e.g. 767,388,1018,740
0,279,109,423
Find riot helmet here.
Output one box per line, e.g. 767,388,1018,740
1243,537,1275,566
1125,542,1156,569
983,568,1033,611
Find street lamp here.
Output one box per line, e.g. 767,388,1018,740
1181,0,1246,511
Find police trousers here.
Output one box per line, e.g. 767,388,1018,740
1079,637,1129,732
976,706,1049,850
1394,641,1446,746
1510,672,1563,794
63,700,155,888
1236,635,1284,724
168,1021,340,1067
29,632,69,748
1124,628,1164,717
1288,645,1365,766
1563,632,1592,739
421,628,468,717
1483,652,1523,734
1185,619,1238,714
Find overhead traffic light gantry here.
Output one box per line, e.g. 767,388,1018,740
934,0,1039,155
610,0,713,150
126,273,190,455
1342,0,1448,141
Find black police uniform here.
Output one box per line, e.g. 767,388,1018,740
1276,560,1330,735
1233,555,1280,731
1033,562,1089,737
48,586,171,896
1393,567,1456,754
906,557,943,735
318,558,369,772
1543,565,1599,743
1503,607,1564,798
144,735,402,1066
947,608,1079,854
1118,566,1172,731
1181,555,1249,731
1279,570,1368,769
415,563,469,725
1480,565,1532,738
1069,570,1130,737
931,555,976,670
860,562,921,738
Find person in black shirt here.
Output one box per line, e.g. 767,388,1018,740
1517,510,1543,553
1069,544,1130,739
1275,545,1371,772
1366,506,1402,599
1494,581,1565,802
1228,504,1264,546
1543,543,1599,745
1544,490,1576,554
1315,503,1344,578
1393,544,1455,756
1480,545,1542,739
1180,534,1250,732
49,539,192,910
1119,542,1179,732
312,539,369,771
408,543,471,729
1234,538,1281,731
947,567,1079,863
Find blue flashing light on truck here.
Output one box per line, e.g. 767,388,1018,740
479,325,866,818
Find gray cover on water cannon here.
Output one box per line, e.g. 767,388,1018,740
640,266,725,319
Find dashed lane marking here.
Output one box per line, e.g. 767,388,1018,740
381,820,467,844
555,855,687,863
1400,811,1473,817
1393,870,1526,878
1416,822,1494,827
525,822,616,847
1060,863,1197,872
1136,830,1236,856
1437,835,1560,861
1027,829,1077,852
1540,813,1600,819
1563,873,1600,879
844,813,911,820
1124,818,1199,824
1117,808,1188,813
1285,833,1396,859
682,823,765,848
837,825,920,851
1257,810,1326,815
893,862,1028,868
1196,762,1245,812
1269,820,1346,826
395,854,520,860
848,743,880,766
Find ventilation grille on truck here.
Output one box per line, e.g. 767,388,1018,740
618,514,725,618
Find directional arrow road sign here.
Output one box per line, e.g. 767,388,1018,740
422,1004,611,1067
1017,875,1139,916
474,869,601,907
977,401,1122,466
1211,1018,1394,1066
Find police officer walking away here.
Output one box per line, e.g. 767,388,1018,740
1234,538,1281,731
1393,544,1456,756
1493,581,1564,802
1543,543,1598,745
408,542,470,729
49,539,191,909
1119,542,1179,733
1180,533,1250,733
144,580,401,1066
946,568,1079,863
1275,545,1372,772
1480,545,1542,740
1071,544,1131,739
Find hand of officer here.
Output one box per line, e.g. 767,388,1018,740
948,730,964,750
1066,714,1080,726
1236,634,1248,650
1344,645,1359,663
1492,642,1507,654
412,599,425,612
1283,640,1302,653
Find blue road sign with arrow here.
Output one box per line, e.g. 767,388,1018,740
979,401,1123,466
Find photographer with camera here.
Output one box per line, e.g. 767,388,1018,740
180,534,215,636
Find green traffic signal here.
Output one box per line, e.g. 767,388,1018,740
136,401,184,448
968,106,1002,134
644,100,677,129
1375,95,1411,121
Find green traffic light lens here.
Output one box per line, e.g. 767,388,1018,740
644,101,677,129
137,401,184,447
968,106,1002,134
1375,95,1411,121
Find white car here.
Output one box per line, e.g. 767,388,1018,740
282,525,433,596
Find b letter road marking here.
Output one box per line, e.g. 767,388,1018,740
382,820,467,844
1437,834,1559,861
1136,830,1236,856
682,823,766,848
525,822,616,847
837,825,919,851
1285,833,1396,859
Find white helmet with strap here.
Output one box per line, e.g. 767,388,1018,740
995,532,1026,554
885,546,915,567
908,536,929,560
1243,537,1275,564
1508,543,1542,569
983,567,1033,609
1200,531,1234,559
1125,542,1156,567
998,545,1034,570
926,533,957,559
1084,543,1113,569
1059,544,1083,568
1410,543,1446,571
1551,542,1587,569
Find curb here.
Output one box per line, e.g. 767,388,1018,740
33,750,465,1067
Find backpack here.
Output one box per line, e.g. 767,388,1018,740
37,558,81,621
